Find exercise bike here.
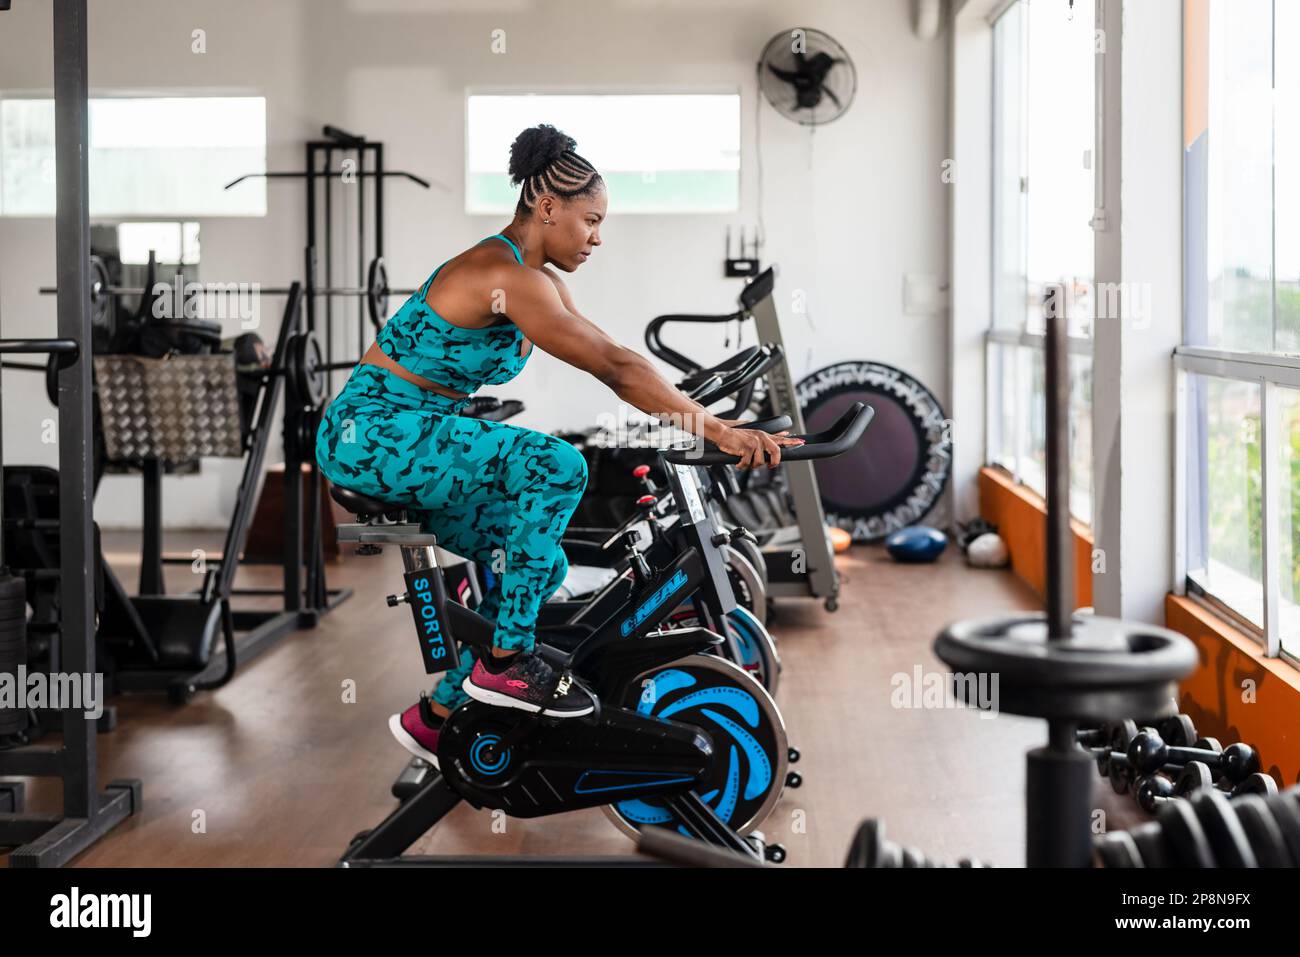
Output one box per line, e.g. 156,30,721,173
335,402,873,865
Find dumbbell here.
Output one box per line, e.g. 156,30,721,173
1126,728,1260,786
1136,764,1279,813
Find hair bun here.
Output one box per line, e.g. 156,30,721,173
508,124,577,185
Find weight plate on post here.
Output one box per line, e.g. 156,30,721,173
287,332,326,408
933,614,1198,722
89,254,115,351
367,256,390,329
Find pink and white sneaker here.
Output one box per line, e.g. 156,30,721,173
463,652,594,718
388,695,445,768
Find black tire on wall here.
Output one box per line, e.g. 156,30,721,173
796,361,952,543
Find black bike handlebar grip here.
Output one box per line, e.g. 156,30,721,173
660,402,874,465
733,415,794,434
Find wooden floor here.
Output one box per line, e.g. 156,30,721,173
2,532,1143,867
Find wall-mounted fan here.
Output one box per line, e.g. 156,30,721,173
757,28,857,126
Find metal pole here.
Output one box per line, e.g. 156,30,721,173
1043,284,1073,640
324,145,334,397
357,143,366,363
53,0,95,820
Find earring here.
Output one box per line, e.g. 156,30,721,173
543,218,552,225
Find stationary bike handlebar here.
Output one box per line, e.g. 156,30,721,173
646,309,746,374
661,402,874,466
686,343,784,409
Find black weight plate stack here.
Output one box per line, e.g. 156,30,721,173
796,361,952,543
1232,796,1291,867
1155,798,1216,867
1188,788,1257,867
0,574,29,738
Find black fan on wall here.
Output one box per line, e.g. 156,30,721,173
758,28,857,126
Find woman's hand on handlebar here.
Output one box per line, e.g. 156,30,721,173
713,426,804,470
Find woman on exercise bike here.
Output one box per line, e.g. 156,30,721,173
316,124,801,764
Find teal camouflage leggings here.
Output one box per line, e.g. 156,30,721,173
316,365,588,708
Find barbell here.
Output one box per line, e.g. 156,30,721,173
40,255,413,330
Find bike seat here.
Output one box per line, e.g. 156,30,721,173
329,484,405,521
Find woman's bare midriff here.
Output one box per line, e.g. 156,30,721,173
360,342,470,400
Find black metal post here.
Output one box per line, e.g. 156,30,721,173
53,0,96,823
139,458,164,595
1044,284,1073,639
1026,284,1092,868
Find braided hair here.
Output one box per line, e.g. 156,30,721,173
508,124,603,214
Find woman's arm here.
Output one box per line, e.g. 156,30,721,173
503,268,800,469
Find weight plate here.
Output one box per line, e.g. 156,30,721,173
1263,792,1300,867
1155,797,1216,867
933,615,1197,722
367,256,390,330
1187,788,1257,867
287,332,326,408
1174,761,1214,797
1095,830,1144,868
795,361,951,543
1160,714,1198,749
1129,821,1173,868
1231,795,1292,867
1230,772,1277,798
89,254,115,352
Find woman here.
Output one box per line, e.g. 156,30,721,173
316,125,801,766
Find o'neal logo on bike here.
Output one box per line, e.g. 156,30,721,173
404,568,459,674
620,568,689,637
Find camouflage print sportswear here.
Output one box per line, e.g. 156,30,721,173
315,236,588,709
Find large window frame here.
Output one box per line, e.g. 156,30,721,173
1175,0,1299,663
984,0,1097,525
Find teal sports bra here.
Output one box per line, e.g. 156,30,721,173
374,235,532,395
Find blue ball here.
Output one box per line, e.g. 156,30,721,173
884,526,948,563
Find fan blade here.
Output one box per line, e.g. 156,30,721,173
767,63,801,85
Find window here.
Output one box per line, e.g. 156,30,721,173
1179,1,1300,659
465,94,740,215
987,0,1096,522
0,96,266,216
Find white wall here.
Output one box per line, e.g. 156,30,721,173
0,0,950,529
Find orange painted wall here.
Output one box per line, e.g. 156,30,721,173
1165,597,1300,787
979,466,1300,784
978,467,1093,608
